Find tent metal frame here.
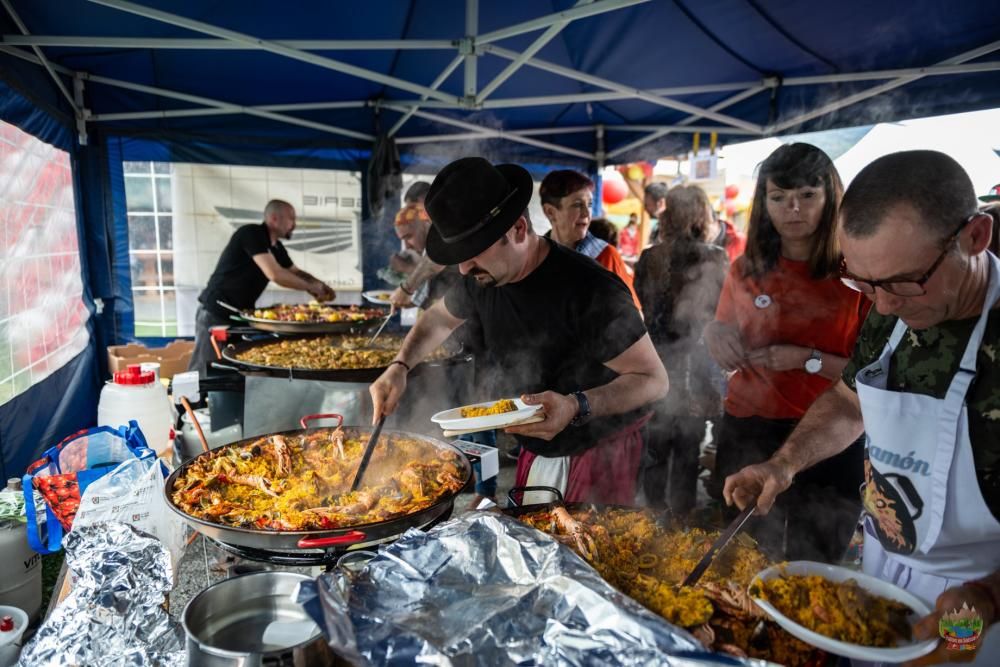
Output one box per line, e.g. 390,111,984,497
3,0,1000,162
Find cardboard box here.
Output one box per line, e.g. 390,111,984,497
107,340,195,379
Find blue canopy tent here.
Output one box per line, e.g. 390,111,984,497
0,0,999,478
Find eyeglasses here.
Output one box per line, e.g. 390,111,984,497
839,214,976,297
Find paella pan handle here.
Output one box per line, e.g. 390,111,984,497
506,485,564,508
297,530,367,549
299,413,345,429
215,300,244,316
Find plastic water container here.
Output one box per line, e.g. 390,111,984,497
0,605,28,667
98,364,174,456
0,480,42,624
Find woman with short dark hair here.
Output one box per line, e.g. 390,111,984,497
704,143,870,562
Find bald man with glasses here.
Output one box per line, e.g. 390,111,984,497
725,151,1000,663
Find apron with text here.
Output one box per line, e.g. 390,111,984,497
856,253,1000,608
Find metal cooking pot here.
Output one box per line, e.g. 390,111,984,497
183,571,338,667
164,415,473,552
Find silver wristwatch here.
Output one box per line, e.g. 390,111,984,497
804,349,823,374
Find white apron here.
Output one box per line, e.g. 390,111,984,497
856,252,1000,611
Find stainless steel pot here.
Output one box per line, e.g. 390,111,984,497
183,571,337,667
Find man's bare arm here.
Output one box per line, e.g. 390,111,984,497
393,298,464,367
588,333,669,417
724,379,866,512
773,379,865,473
369,298,465,422
401,255,446,293
253,253,321,293
510,333,668,440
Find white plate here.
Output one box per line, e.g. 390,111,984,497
363,290,393,305
431,398,542,431
750,561,938,662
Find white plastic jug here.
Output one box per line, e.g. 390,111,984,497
0,605,28,667
98,364,174,456
0,481,41,624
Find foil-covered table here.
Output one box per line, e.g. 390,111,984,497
309,512,762,666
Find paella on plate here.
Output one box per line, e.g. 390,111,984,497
170,426,466,531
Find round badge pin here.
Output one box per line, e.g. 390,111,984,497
754,294,772,309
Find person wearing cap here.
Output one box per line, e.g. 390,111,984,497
723,151,1000,663
189,199,335,373
539,170,640,308
369,157,668,505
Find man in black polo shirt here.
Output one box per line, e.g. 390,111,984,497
370,158,668,505
188,199,335,372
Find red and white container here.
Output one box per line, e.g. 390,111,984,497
97,364,174,456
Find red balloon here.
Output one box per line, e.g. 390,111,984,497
602,177,628,204
724,184,740,200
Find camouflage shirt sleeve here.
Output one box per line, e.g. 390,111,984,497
842,309,897,391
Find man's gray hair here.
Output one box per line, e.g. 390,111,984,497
264,199,293,218
841,151,977,238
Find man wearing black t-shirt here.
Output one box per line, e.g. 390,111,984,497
370,158,668,505
188,199,335,373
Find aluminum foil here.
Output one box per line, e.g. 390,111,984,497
19,521,185,667
311,512,759,666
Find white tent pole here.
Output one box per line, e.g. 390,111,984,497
607,86,765,159
91,100,371,121
396,124,761,144
382,103,594,160
0,0,78,113
477,0,649,45
79,72,374,140
770,39,1000,134
477,0,588,103
463,0,478,99
0,35,456,49
483,45,763,132
85,0,461,105
480,83,763,109
783,61,1000,85
389,55,465,136
398,126,597,143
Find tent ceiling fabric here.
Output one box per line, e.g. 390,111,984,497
1,0,999,168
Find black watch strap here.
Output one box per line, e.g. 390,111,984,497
569,391,591,426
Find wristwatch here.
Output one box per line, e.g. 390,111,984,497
804,349,823,374
569,391,591,426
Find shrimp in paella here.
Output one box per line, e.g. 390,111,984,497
170,427,466,531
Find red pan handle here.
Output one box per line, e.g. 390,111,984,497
299,413,344,429
297,530,366,549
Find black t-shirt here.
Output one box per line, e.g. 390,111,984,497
199,223,293,317
444,240,648,457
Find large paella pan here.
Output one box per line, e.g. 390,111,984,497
164,414,472,552
218,300,386,334
219,331,467,382
502,489,827,666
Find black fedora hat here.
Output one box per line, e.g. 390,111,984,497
424,157,534,265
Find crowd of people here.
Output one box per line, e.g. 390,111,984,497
370,146,1000,659
196,142,1000,658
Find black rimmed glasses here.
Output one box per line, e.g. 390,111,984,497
840,214,976,297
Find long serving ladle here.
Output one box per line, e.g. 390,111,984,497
350,415,387,492
367,305,396,346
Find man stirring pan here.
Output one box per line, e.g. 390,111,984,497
369,157,668,505
188,199,335,373
723,151,1000,664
